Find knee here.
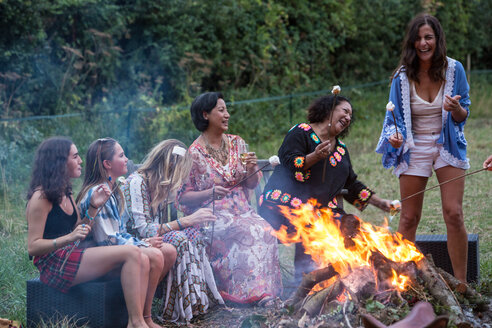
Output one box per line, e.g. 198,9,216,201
399,212,420,228
443,207,465,231
140,252,150,272
148,248,165,270
161,243,177,264
124,245,144,263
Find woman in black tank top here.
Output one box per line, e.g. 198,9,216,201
26,136,163,328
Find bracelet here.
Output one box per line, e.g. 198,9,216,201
165,223,172,232
85,209,95,221
53,239,57,249
176,218,184,230
89,202,98,210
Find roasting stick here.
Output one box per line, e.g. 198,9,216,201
209,185,215,250
387,167,488,224
59,177,125,273
202,155,280,208
321,85,341,183
400,167,487,202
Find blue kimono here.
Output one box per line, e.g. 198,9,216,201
376,57,471,177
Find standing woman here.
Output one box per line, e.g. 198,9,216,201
76,138,176,328
122,139,224,323
26,137,153,328
177,92,282,306
376,13,471,282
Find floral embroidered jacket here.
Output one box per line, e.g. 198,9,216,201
259,123,373,215
375,57,471,177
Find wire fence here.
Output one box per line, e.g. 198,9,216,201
1,70,491,173
3,69,492,125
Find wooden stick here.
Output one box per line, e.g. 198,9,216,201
209,186,215,251
401,167,487,202
391,111,399,137
201,162,270,209
321,95,337,182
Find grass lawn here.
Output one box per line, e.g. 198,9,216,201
1,78,491,327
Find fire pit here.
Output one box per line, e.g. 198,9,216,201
267,200,488,327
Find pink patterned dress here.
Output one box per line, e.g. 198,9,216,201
177,134,282,303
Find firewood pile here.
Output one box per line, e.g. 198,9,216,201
241,203,492,328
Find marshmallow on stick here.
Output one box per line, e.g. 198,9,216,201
386,101,400,141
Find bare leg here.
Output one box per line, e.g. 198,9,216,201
73,245,149,328
398,175,428,242
436,166,467,282
141,248,164,328
159,243,177,281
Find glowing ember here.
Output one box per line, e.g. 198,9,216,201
273,199,423,290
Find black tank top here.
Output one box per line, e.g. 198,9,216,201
43,195,77,239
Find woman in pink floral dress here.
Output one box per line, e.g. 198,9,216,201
177,92,282,305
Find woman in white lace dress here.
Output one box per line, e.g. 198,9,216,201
122,139,224,323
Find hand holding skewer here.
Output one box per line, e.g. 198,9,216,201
483,154,492,171
59,178,122,272
386,101,403,149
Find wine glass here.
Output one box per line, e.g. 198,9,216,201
238,141,249,173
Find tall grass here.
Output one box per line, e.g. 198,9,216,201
0,76,491,325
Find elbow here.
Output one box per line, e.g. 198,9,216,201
27,245,41,257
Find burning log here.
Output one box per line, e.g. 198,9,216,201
416,256,471,327
288,266,338,308
369,250,418,290
340,266,376,303
300,279,343,316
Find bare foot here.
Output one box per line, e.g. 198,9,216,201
144,316,162,328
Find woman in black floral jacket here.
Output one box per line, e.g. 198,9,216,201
259,94,392,283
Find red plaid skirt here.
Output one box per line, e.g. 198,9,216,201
33,244,85,293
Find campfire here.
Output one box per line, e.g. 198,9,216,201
271,200,487,328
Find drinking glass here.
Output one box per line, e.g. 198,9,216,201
238,141,249,173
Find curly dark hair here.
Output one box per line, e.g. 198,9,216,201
190,92,224,132
395,13,447,83
27,137,73,204
307,94,354,138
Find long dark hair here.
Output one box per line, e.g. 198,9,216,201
76,138,124,212
394,13,447,83
27,137,73,204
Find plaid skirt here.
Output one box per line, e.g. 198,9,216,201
33,244,85,293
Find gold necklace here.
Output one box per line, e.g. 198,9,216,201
202,134,229,165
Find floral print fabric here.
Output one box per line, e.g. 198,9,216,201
259,123,374,216
177,134,282,303
122,173,224,323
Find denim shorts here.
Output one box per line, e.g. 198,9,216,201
404,132,448,177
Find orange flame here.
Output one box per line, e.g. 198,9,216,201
391,269,409,291
273,199,423,288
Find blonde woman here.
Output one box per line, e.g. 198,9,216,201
122,139,223,324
